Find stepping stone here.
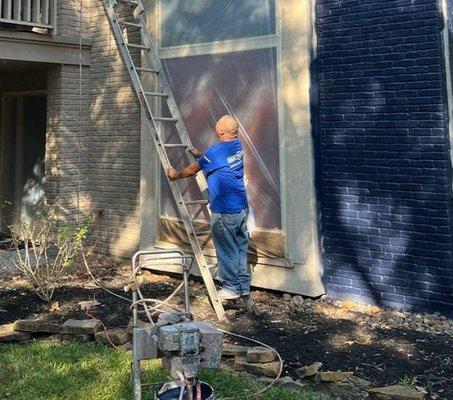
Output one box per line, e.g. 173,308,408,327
246,346,276,363
13,319,60,333
222,344,249,357
234,356,280,378
368,385,425,400
297,362,323,378
317,371,354,382
61,319,102,334
0,323,31,342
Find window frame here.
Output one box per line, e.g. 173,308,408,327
155,0,287,237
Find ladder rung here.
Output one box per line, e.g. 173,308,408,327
154,117,178,122
117,0,139,4
163,143,188,148
185,200,209,206
135,67,159,74
126,43,150,50
192,230,211,236
121,21,141,29
143,91,168,98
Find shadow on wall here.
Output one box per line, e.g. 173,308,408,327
314,0,453,316
52,0,324,297
43,1,145,257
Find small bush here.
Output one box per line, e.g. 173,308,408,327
11,207,91,302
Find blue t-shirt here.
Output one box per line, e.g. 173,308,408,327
198,139,248,214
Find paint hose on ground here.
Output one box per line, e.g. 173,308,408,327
81,248,283,398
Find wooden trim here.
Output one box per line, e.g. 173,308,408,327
0,31,90,65
160,35,278,59
0,17,52,28
441,0,453,174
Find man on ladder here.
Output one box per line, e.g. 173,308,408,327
166,115,251,302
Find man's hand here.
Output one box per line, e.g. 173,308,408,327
166,163,201,180
188,147,202,158
166,167,178,180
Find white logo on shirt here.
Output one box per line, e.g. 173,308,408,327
227,150,244,168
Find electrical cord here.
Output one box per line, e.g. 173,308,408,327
82,250,283,398
217,329,283,400
81,248,132,303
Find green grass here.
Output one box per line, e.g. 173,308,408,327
0,340,322,400
398,375,413,387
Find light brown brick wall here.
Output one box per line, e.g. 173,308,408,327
46,1,142,257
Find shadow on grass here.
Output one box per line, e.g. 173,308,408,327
0,340,323,400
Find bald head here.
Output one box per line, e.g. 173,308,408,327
215,115,239,140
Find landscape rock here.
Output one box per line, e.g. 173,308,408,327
234,356,280,378
60,333,93,343
222,344,249,357
350,375,372,389
0,323,31,342
368,385,425,400
297,362,323,378
282,293,292,301
277,376,306,391
246,346,276,363
317,371,354,382
60,319,102,334
316,381,368,400
13,319,60,333
292,295,304,307
95,328,130,346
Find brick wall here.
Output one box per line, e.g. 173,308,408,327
45,1,142,256
315,0,453,316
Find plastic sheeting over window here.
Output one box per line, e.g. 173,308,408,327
157,0,285,260
161,0,276,46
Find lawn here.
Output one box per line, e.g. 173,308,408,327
0,340,322,400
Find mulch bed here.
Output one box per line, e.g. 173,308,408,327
0,256,451,399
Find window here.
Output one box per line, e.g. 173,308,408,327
158,0,282,245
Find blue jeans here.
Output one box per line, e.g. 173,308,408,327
211,209,250,295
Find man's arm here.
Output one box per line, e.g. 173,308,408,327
166,162,201,180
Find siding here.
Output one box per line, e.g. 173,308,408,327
45,1,142,256
315,0,453,315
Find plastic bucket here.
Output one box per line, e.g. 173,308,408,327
155,382,215,400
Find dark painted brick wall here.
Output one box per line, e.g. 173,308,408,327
315,0,453,316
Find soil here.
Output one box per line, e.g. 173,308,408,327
0,255,451,400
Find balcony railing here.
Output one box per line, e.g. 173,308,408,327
0,0,56,34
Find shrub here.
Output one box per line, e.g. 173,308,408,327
11,207,90,302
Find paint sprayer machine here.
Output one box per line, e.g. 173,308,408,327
130,250,221,400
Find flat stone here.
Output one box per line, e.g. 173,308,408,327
368,385,424,400
317,371,354,382
234,356,280,378
60,333,93,343
350,376,372,389
13,319,60,333
316,381,367,400
369,306,381,314
297,362,323,378
95,328,130,346
247,346,276,363
60,319,102,334
222,344,250,357
292,295,304,306
0,323,31,342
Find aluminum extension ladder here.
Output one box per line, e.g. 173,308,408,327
103,0,226,320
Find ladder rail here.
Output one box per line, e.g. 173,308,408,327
134,8,209,196
103,0,226,321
